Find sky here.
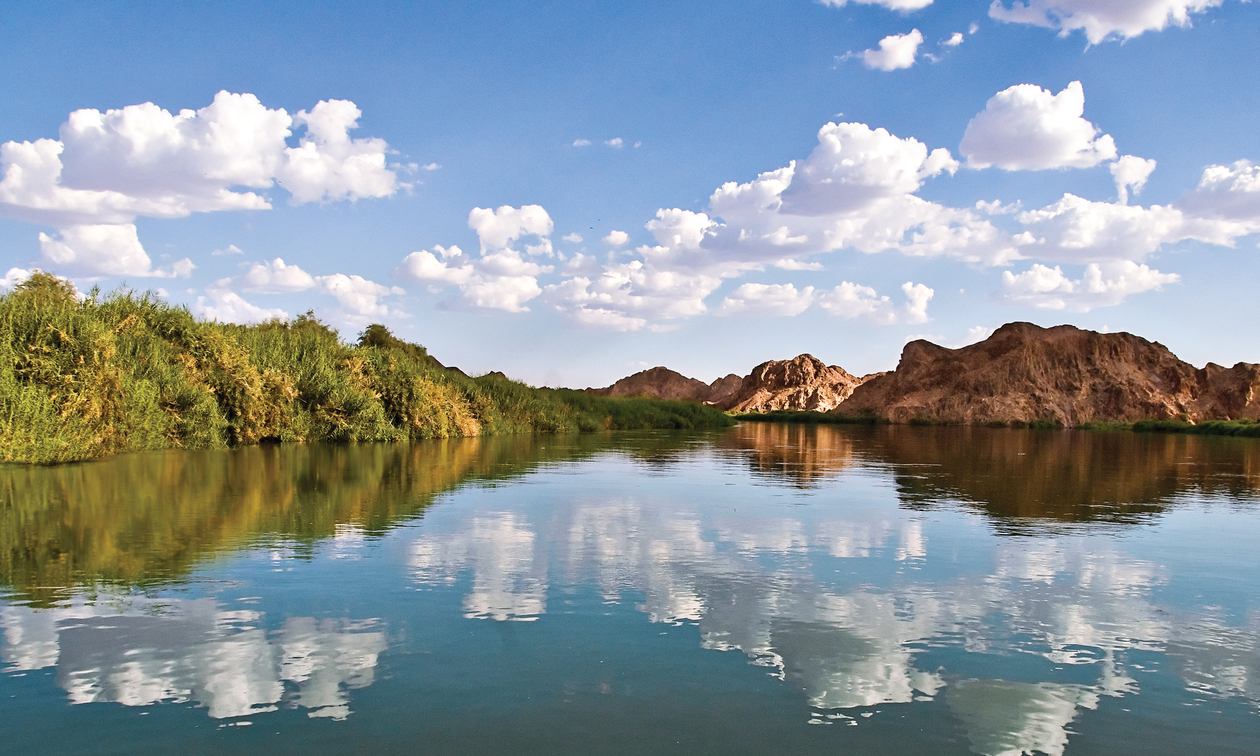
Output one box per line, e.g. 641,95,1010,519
1,0,1258,388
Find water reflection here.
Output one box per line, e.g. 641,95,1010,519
405,429,1259,755
1,598,384,720
1,425,1258,753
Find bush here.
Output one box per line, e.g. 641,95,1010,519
0,286,734,464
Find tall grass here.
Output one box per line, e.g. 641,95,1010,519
0,273,733,464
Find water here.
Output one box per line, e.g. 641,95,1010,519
2,424,1258,755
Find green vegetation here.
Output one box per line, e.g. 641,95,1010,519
0,273,733,464
1131,418,1260,437
734,410,886,425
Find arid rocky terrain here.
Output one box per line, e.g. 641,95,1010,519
585,322,1260,426
586,355,880,412
837,322,1260,426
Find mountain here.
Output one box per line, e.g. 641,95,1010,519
585,355,877,412
716,354,874,412
836,322,1260,426
585,367,714,401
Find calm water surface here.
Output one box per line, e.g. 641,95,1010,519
2,424,1259,755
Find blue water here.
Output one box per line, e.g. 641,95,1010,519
2,425,1258,754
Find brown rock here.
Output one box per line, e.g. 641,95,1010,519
706,374,744,406
836,322,1260,426
586,366,713,401
717,354,871,413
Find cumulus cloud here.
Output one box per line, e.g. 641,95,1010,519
1111,155,1158,205
572,139,592,147
849,29,924,71
1177,160,1260,223
562,232,583,244
196,288,289,324
37,223,194,278
943,32,965,46
398,113,1260,326
211,243,245,256
395,206,555,312
995,261,1179,310
1016,193,1247,264
318,273,406,317
960,81,1117,170
603,230,629,246
0,91,402,281
236,257,317,293
204,257,402,321
989,0,1225,44
718,283,816,316
0,267,33,292
818,281,933,323
820,0,934,10
605,138,624,148
277,99,401,204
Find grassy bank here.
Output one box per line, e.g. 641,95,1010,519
734,410,886,425
0,273,733,464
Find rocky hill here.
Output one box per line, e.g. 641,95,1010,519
587,355,878,412
716,354,874,412
836,322,1260,426
586,367,715,401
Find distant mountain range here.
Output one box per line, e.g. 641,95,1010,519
584,322,1260,426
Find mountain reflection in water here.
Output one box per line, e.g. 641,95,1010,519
2,425,1258,755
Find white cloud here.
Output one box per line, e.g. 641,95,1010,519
395,206,555,312
603,230,629,246
562,232,583,243
943,32,965,46
960,81,1117,170
316,273,405,317
0,91,401,282
209,258,402,318
995,261,1179,310
1016,193,1244,263
962,325,994,345
718,283,816,316
37,223,194,278
277,99,401,204
817,281,933,324
211,243,244,256
820,0,934,10
989,0,1225,44
469,204,553,252
236,257,317,293
1111,155,1158,205
851,29,924,71
0,267,33,292
1177,160,1260,223
422,162,441,171
572,139,592,147
605,138,624,148
394,245,475,288
196,287,288,324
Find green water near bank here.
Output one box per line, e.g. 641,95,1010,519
2,425,1258,754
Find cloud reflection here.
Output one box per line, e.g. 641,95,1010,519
1,598,384,721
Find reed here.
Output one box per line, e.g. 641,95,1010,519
0,273,733,464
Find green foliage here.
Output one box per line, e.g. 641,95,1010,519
0,286,733,464
1133,418,1260,437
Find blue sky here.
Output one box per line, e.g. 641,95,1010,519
1,0,1257,387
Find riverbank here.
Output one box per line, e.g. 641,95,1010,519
0,273,733,464
734,410,1260,437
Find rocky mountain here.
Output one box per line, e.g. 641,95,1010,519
586,355,878,412
717,354,873,413
585,367,715,402
836,322,1260,426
